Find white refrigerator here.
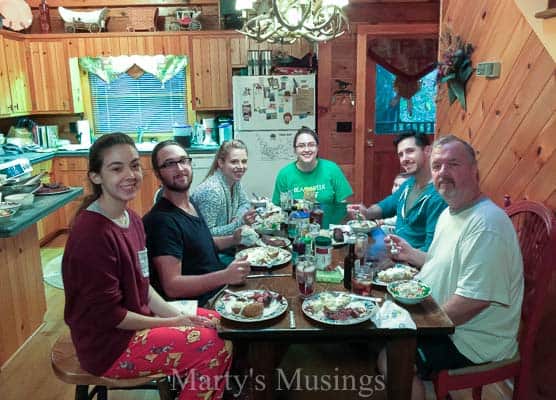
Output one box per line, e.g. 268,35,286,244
233,74,316,198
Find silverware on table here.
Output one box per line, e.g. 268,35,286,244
246,273,291,279
289,310,296,329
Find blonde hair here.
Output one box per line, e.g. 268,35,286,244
205,139,248,179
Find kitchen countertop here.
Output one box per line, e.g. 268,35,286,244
0,187,83,238
0,144,219,166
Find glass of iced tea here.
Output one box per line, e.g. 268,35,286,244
296,255,316,298
351,270,373,296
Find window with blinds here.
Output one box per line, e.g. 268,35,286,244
89,69,188,135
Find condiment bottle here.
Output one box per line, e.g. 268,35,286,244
309,201,324,227
291,234,306,277
314,236,332,270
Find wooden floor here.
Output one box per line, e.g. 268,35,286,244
0,233,513,400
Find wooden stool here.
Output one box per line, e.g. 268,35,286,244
51,334,173,400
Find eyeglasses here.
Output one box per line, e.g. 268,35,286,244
295,142,318,150
158,156,192,169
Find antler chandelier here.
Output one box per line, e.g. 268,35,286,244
236,0,349,44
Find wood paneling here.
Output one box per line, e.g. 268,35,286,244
435,0,556,211
436,3,556,399
0,226,46,367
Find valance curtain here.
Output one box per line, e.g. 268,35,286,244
367,38,437,101
78,55,188,85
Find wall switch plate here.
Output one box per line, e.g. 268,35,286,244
476,62,501,78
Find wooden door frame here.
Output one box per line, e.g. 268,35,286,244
354,23,438,202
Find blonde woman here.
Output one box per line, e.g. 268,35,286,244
191,139,257,236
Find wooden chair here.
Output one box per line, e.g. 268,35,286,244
51,334,173,400
433,200,556,399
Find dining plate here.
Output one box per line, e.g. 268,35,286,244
302,291,377,326
215,289,288,323
256,235,291,248
236,246,291,268
372,264,419,287
35,187,72,196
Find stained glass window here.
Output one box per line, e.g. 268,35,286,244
374,64,437,135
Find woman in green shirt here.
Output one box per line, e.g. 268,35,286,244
272,127,353,227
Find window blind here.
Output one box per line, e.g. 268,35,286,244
89,70,187,135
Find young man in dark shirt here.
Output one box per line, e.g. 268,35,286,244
143,140,250,306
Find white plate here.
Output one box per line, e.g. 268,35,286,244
256,236,291,248
236,246,291,268
35,187,72,196
215,290,288,322
302,291,377,326
372,264,419,287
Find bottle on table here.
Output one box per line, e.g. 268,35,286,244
343,236,359,290
310,201,324,227
291,234,307,277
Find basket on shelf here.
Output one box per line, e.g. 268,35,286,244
126,7,158,32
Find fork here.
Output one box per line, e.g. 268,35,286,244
223,289,249,301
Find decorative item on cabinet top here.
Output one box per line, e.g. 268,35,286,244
58,6,109,33
126,7,158,32
0,0,32,31
168,8,202,31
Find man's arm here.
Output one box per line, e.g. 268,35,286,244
213,232,240,250
442,294,490,326
152,255,234,299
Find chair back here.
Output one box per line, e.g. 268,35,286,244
505,200,556,397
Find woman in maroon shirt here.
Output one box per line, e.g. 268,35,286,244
62,133,231,399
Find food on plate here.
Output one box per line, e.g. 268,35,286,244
260,235,288,247
304,293,367,321
377,264,418,283
253,206,286,232
227,290,283,319
348,219,377,233
237,246,289,266
241,302,264,318
240,226,259,246
35,182,70,194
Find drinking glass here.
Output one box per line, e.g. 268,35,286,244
296,255,316,298
280,191,292,212
355,234,368,262
351,269,373,296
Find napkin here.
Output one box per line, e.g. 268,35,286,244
371,300,416,329
170,300,198,316
316,267,343,283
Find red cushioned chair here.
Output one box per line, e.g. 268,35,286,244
432,200,556,400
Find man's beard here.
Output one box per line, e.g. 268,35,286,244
161,172,193,193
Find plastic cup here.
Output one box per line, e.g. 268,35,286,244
296,256,316,298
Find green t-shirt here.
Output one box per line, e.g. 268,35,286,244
272,158,353,227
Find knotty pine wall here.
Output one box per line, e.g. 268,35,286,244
435,0,556,210
436,2,556,398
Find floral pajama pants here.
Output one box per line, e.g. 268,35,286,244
103,308,232,400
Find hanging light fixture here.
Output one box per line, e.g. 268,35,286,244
236,0,350,44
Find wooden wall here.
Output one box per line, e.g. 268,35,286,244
435,0,556,210
436,2,556,399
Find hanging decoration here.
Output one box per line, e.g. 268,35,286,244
78,55,188,84
437,29,474,110
367,38,437,116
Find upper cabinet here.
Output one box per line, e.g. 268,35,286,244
0,36,31,116
27,40,83,114
190,36,232,110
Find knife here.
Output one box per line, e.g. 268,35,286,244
246,273,291,279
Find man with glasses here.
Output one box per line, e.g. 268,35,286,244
143,140,250,306
348,132,447,251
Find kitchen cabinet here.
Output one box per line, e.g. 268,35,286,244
0,35,31,116
190,36,232,110
27,41,83,114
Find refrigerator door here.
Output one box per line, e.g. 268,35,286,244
233,75,315,132
236,130,296,198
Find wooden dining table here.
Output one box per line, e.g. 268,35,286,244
216,247,454,400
